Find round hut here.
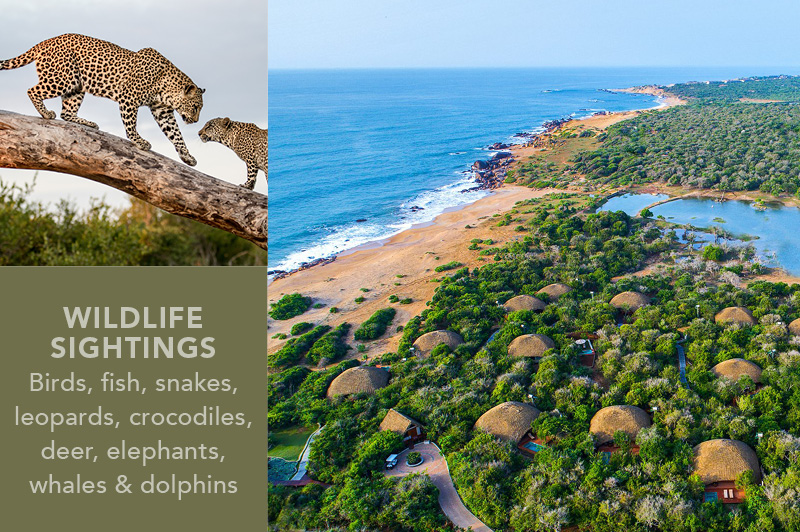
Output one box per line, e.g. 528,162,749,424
610,291,651,313
693,439,761,485
507,334,555,359
589,405,651,447
474,401,541,443
715,307,756,326
788,318,800,336
504,295,547,313
537,283,572,301
327,366,390,398
412,330,464,356
711,358,762,383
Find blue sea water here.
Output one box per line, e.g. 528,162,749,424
268,67,800,272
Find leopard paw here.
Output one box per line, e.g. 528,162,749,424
181,153,197,167
134,139,152,151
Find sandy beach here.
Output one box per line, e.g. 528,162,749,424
269,185,568,358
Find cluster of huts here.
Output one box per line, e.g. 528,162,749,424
321,286,785,505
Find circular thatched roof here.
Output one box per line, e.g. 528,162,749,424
474,401,540,443
789,318,800,336
693,439,761,484
507,334,555,359
714,306,756,326
711,358,762,383
589,405,651,445
327,366,389,398
504,295,547,313
412,330,464,356
537,283,572,301
610,291,651,312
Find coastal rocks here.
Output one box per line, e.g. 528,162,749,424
469,151,515,191
487,142,510,150
271,256,337,281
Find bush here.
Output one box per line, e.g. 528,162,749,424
354,308,397,341
434,261,462,272
268,325,331,367
306,323,351,366
407,451,422,465
270,293,312,320
290,322,313,336
702,244,724,261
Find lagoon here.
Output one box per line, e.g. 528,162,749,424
601,193,800,276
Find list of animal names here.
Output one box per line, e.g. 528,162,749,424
1,269,265,530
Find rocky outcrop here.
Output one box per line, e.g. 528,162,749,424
468,151,515,191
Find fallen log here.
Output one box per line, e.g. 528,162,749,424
0,110,267,250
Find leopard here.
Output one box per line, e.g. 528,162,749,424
199,117,267,190
0,33,204,166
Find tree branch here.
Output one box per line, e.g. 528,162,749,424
0,110,267,250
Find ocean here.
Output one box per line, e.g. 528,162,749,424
268,67,800,272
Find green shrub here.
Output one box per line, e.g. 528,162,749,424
270,293,312,320
306,323,351,366
434,261,462,273
389,295,400,303
268,325,331,367
354,308,396,341
355,296,365,304
290,322,313,336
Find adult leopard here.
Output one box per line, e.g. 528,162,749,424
199,117,267,189
0,33,204,166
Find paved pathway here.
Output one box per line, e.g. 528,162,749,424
385,442,492,532
677,337,688,385
290,425,323,481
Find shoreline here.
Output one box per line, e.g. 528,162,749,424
271,85,679,280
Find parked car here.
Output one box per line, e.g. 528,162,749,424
385,454,399,469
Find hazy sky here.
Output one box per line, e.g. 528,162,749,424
0,0,267,208
270,0,800,69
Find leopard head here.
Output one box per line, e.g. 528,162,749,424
174,84,205,124
199,117,232,143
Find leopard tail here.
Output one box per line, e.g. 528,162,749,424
0,47,36,70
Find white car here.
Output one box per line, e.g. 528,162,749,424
385,454,399,469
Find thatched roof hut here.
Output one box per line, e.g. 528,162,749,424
412,330,464,356
327,366,389,398
379,409,422,435
610,291,651,313
504,295,547,313
507,334,556,359
693,439,761,484
537,283,572,301
788,318,800,336
589,405,651,445
714,306,756,326
711,358,762,383
474,401,541,443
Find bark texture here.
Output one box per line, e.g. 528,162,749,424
0,111,267,250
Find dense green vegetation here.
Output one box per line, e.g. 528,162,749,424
270,293,313,320
666,76,800,102
354,308,397,341
269,197,800,531
0,180,267,265
306,323,351,366
572,102,800,194
268,325,331,367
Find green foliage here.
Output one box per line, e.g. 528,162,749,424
407,451,422,465
703,244,724,261
268,325,331,367
305,323,351,366
270,293,312,320
354,308,397,341
290,322,313,336
0,181,267,265
667,76,800,102
572,102,800,194
434,260,463,272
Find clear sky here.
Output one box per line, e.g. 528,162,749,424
0,0,267,208
270,0,800,69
